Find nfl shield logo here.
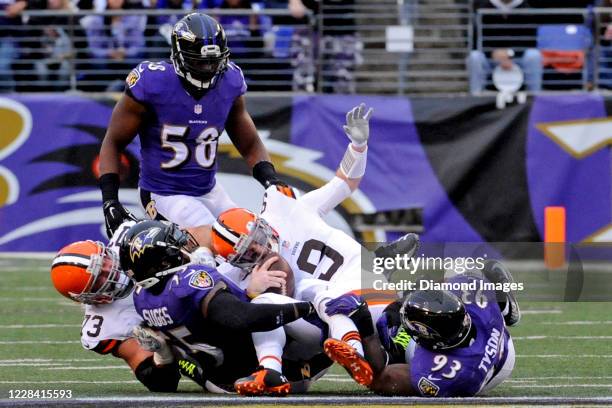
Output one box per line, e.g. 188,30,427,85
194,104,202,114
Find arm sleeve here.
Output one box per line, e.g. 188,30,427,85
134,356,180,393
205,290,312,332
299,176,352,217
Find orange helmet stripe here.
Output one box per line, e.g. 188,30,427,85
212,220,241,246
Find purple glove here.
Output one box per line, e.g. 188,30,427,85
325,293,366,317
375,313,399,350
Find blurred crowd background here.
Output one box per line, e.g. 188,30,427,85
0,0,611,93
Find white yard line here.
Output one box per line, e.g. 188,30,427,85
517,354,612,358
0,395,610,404
40,366,130,370
508,384,612,388
0,380,140,384
0,340,79,345
0,358,99,363
0,267,51,272
519,376,612,380
543,321,612,325
0,297,67,302
521,310,563,315
4,286,50,291
0,252,54,259
514,336,612,340
0,324,80,329
0,363,68,367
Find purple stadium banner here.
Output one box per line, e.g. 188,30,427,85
0,94,610,252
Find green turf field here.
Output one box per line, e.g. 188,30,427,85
0,257,611,403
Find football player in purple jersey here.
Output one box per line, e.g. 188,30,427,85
120,220,329,395
324,261,520,397
98,12,292,239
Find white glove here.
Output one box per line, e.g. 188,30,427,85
132,324,174,365
343,103,373,147
189,247,216,268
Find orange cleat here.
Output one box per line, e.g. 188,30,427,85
323,338,373,387
234,366,291,396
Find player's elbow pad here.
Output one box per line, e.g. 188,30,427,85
135,356,180,393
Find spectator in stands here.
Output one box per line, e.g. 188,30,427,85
598,0,612,88
156,0,194,27
218,0,260,57
81,0,146,61
0,0,26,91
34,0,73,90
298,0,362,93
22,0,74,91
80,0,146,90
466,0,543,93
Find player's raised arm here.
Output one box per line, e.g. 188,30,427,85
98,93,144,237
225,96,291,195
337,103,372,190
299,103,373,216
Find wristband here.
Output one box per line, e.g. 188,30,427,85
99,173,120,202
339,144,367,179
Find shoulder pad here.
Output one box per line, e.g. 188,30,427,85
172,267,217,298
223,62,247,97
126,61,171,102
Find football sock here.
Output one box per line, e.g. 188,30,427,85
253,327,284,373
328,314,365,356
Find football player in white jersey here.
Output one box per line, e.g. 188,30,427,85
50,221,182,392
209,104,419,393
51,220,329,394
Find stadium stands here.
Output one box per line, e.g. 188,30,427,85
3,1,612,93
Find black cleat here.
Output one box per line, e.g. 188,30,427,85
375,232,420,259
234,366,291,396
482,259,521,326
375,233,420,281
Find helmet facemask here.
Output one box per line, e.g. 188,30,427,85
71,242,133,305
227,217,279,272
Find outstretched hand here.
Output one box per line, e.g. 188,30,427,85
343,103,374,148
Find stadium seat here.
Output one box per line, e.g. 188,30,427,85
272,26,294,59
537,24,592,74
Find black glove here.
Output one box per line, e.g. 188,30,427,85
253,161,295,198
102,199,136,238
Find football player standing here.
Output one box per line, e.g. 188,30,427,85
98,13,290,239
